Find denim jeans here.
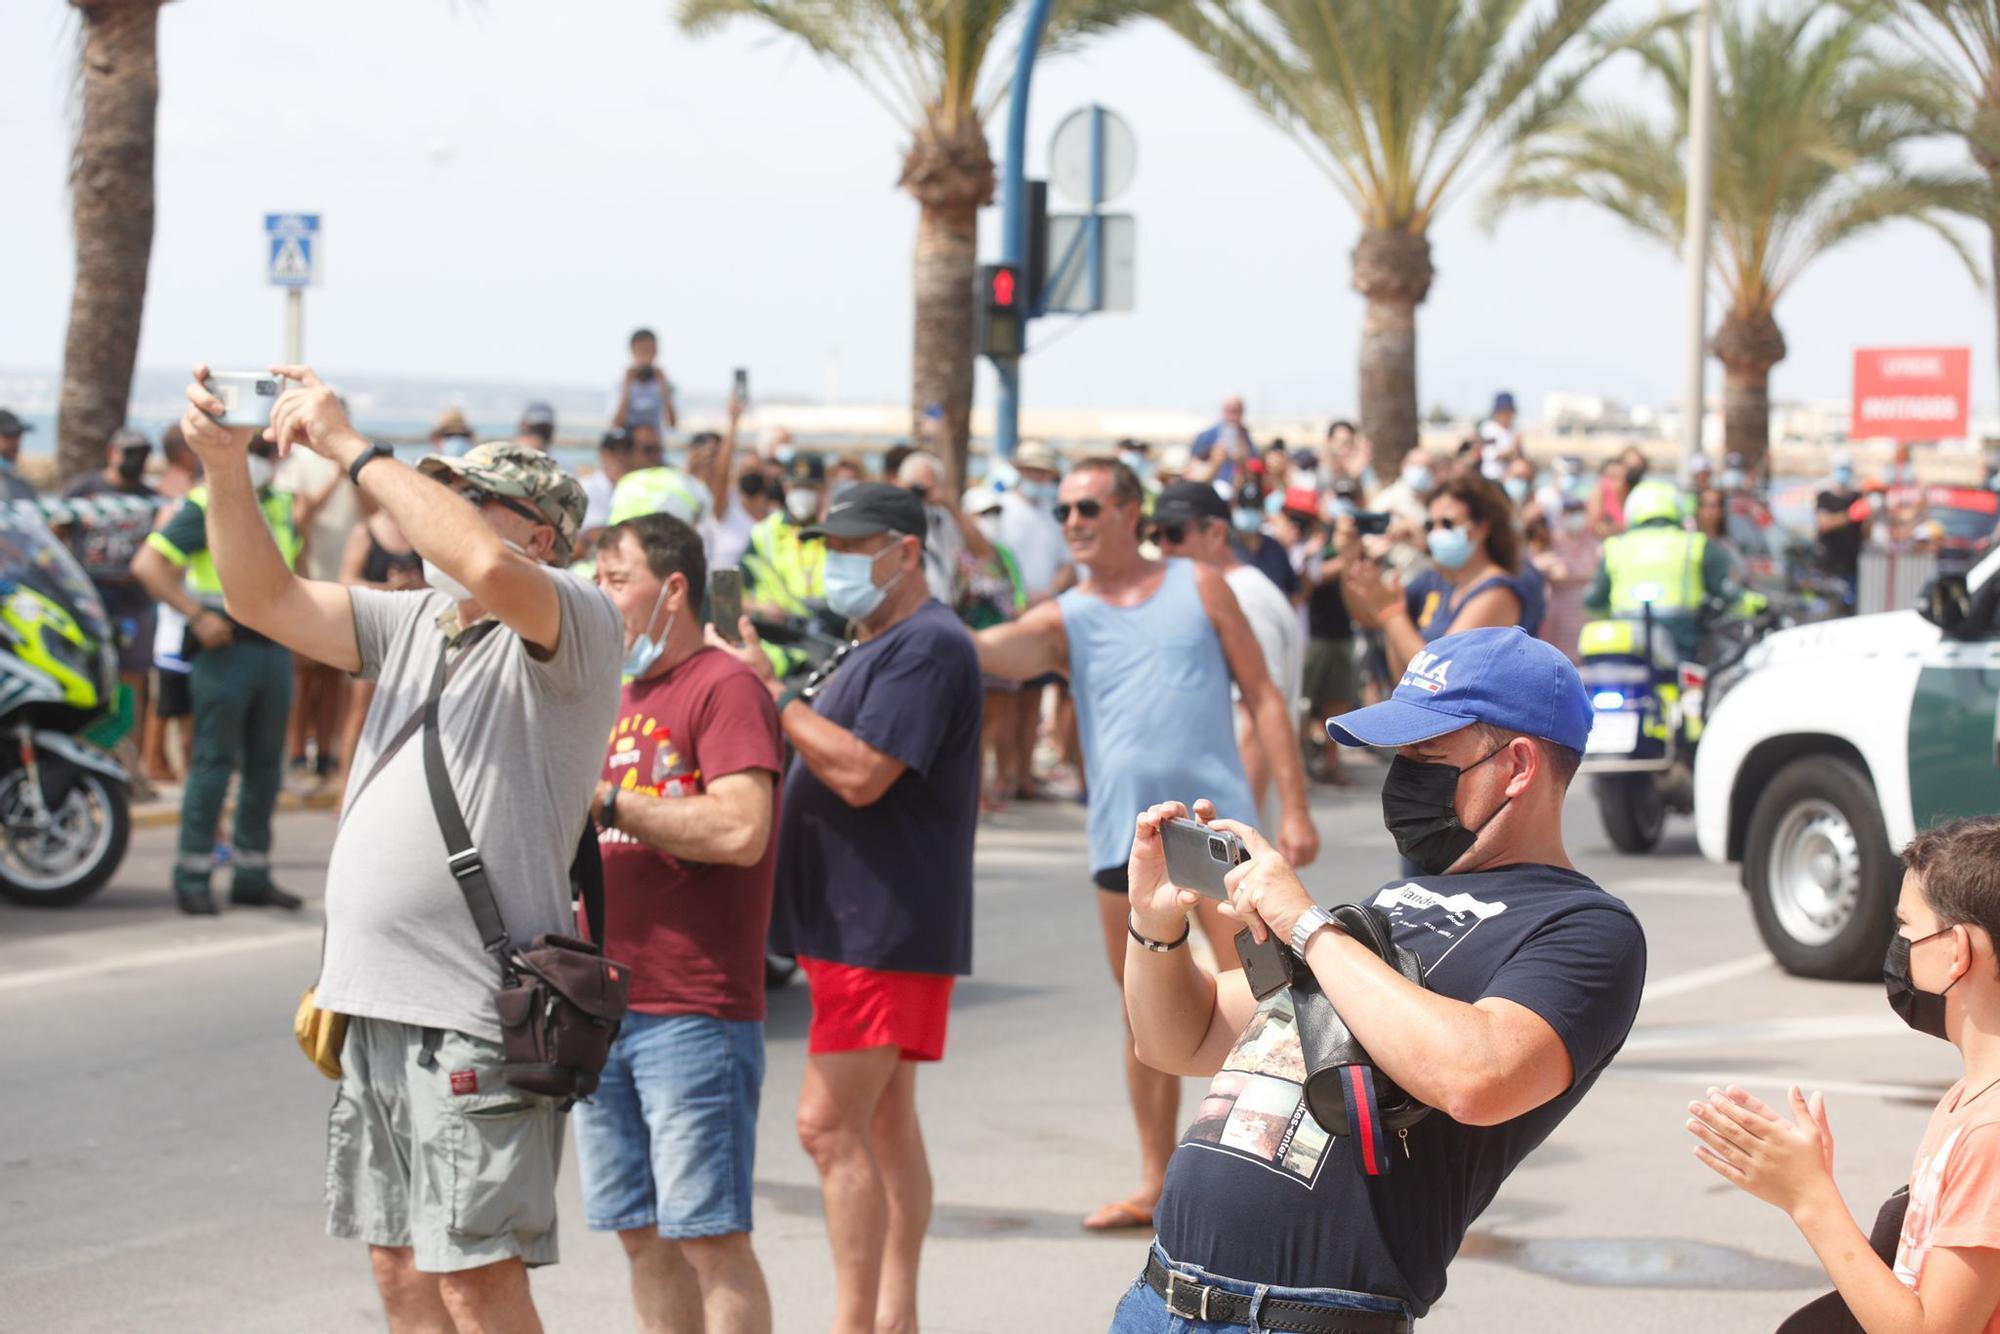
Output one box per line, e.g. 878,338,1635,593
1108,1242,1409,1333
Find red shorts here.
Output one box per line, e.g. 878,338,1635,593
798,957,955,1063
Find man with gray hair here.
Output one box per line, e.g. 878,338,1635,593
894,450,994,605
174,364,623,1334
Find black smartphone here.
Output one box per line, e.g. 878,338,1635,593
709,568,744,644
1236,928,1294,1001
732,367,749,403
1353,510,1392,536
1161,816,1248,900
635,365,657,382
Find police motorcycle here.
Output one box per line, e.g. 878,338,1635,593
1578,588,1781,853
0,506,132,905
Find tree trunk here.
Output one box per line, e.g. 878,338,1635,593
58,1,161,487
902,118,994,497
1352,228,1434,483
1712,309,1786,473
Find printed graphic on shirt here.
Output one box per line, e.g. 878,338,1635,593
1896,1125,1964,1288
1177,881,1510,1186
600,710,702,852
1181,989,1333,1186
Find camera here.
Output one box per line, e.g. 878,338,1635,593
635,366,657,382
1208,836,1232,862
204,372,293,429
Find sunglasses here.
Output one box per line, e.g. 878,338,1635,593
457,483,546,528
1424,517,1462,533
1149,522,1203,546
1054,498,1111,523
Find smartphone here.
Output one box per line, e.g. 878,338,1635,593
709,567,744,645
204,372,292,429
1160,816,1248,901
1236,928,1294,1001
732,367,750,404
1353,510,1392,536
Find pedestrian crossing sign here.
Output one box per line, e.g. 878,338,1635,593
264,213,319,288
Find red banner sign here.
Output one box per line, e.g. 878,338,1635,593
1852,347,1970,441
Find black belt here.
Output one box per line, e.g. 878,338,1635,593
1144,1253,1411,1334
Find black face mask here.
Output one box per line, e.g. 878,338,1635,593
1380,745,1511,876
739,474,766,500
116,449,149,482
1885,927,1959,1041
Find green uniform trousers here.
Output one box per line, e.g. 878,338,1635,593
175,638,293,895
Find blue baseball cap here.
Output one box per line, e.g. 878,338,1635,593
1326,626,1592,753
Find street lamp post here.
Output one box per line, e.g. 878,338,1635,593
993,0,1056,461
1679,0,1715,475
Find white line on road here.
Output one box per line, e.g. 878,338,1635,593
1610,1064,1948,1104
0,925,320,994
1639,951,1773,1005
1610,876,1740,899
1623,1012,1906,1052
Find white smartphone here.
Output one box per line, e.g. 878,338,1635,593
204,372,293,429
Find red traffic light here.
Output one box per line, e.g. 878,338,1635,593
991,267,1017,307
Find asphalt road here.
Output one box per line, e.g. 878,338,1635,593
0,765,1957,1333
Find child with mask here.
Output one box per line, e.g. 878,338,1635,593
1689,815,2000,1333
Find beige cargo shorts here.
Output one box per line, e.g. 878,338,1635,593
325,1017,564,1272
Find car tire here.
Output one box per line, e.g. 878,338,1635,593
1595,774,1665,853
1744,757,1896,981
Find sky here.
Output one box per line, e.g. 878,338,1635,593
2,0,1994,425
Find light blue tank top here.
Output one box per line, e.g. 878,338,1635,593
1059,559,1259,873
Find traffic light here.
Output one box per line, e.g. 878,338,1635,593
977,262,1024,360
1025,180,1048,313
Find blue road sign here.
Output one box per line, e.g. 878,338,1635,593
264,213,319,288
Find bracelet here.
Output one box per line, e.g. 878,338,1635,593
600,786,619,831
347,442,393,486
775,686,804,713
1128,913,1191,953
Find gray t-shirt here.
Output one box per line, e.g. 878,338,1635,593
316,574,624,1042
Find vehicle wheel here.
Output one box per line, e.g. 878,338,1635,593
1595,774,1666,853
1744,757,1896,980
0,768,131,907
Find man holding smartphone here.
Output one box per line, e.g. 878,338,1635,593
1111,626,1645,1332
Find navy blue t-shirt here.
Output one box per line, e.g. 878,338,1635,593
1405,568,1535,640
1154,864,1646,1316
774,599,983,975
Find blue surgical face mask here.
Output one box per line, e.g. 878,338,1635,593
1020,479,1058,506
1232,509,1264,535
824,543,902,622
1719,469,1746,492
1503,477,1531,505
1428,525,1475,570
1120,451,1153,483
1262,491,1285,518
1403,466,1434,494
621,579,675,680
1833,467,1855,488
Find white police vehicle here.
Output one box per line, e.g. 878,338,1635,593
1694,541,2000,979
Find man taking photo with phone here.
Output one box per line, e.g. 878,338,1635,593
1111,626,1646,1332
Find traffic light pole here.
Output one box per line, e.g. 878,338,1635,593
994,0,1056,462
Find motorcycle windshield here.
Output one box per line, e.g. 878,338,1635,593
0,509,113,648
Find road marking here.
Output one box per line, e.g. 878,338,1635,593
0,925,320,994
1610,1063,1948,1104
1610,876,1739,900
1639,952,1772,1005
1623,1012,1905,1052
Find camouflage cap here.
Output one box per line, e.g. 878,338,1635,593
417,441,586,562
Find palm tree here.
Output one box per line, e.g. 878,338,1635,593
1881,0,2000,404
57,0,164,485
1165,0,1619,480
1493,0,1980,467
681,0,1154,491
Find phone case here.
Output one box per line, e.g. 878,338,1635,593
1160,818,1246,900
1235,928,1293,1001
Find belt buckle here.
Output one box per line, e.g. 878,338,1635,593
1164,1270,1213,1321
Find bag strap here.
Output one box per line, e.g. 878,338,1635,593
571,819,606,944
341,627,496,822
419,621,517,980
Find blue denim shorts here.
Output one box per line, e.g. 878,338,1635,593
1108,1242,1409,1333
572,1012,765,1239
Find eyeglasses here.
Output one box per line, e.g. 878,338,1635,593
1424,517,1460,533
1150,523,1189,545
1054,499,1108,522
458,483,546,528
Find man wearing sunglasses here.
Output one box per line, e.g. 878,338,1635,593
173,365,624,1334
975,459,1320,1234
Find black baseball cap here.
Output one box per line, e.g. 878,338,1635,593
0,410,31,437
804,482,926,541
1152,481,1231,527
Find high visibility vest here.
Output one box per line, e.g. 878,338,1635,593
176,487,303,602
1604,524,1707,615
609,467,708,527
744,512,825,616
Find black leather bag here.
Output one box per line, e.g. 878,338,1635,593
1290,902,1432,1175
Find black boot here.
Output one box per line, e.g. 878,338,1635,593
230,884,303,911
176,888,219,916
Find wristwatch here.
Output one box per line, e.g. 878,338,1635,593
1289,905,1337,958
347,442,394,486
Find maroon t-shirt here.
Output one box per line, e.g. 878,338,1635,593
596,646,783,1021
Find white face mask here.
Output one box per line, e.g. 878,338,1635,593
426,538,535,603
246,455,274,491
786,489,820,523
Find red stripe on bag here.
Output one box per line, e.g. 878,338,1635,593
1348,1065,1378,1175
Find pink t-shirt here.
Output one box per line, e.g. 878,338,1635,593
1893,1078,2000,1331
